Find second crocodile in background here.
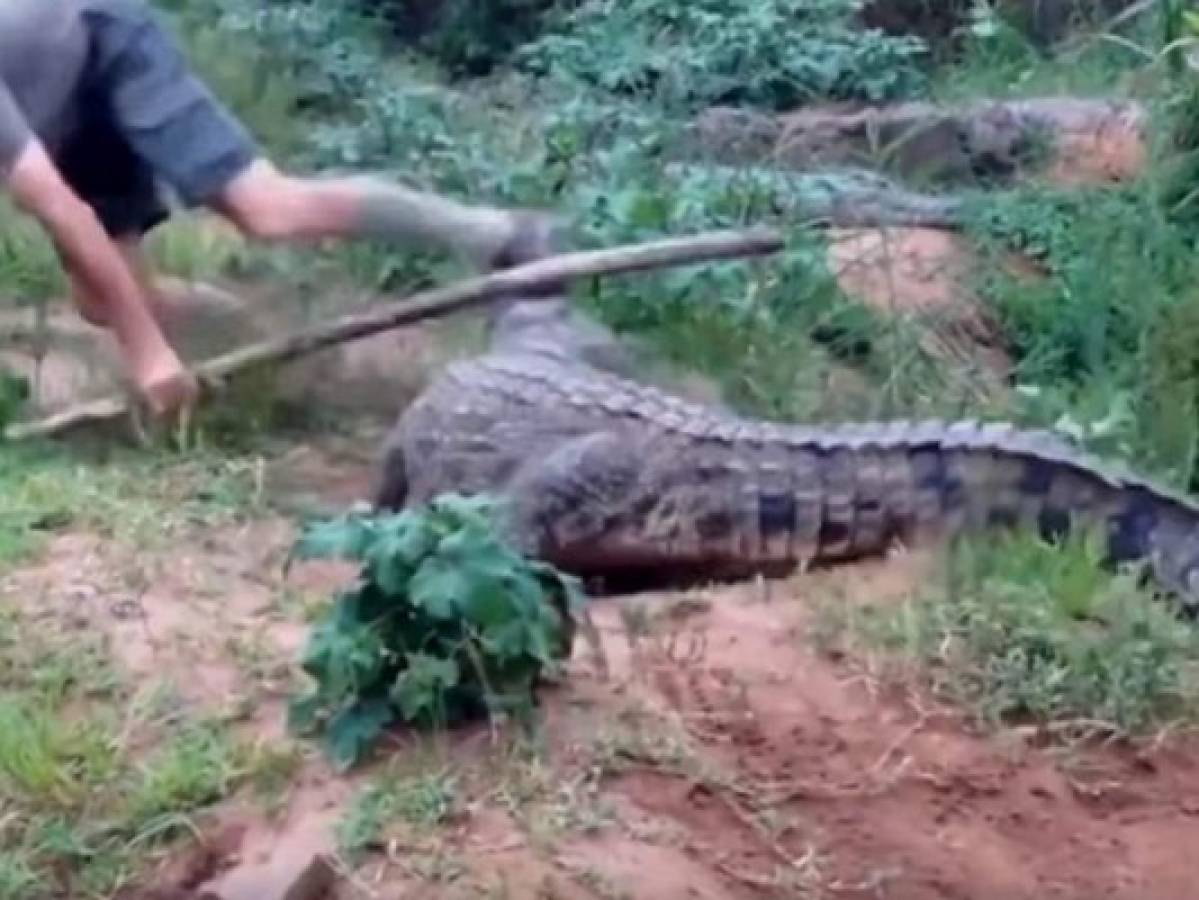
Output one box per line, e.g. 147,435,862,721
373,299,1199,612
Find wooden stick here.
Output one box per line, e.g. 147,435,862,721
5,228,783,441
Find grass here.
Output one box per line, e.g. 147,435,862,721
0,442,264,564
0,201,66,305
812,530,1199,740
956,172,1199,485
336,765,459,859
0,606,271,897
0,427,320,895
927,4,1159,103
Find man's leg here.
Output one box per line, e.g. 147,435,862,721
210,159,560,274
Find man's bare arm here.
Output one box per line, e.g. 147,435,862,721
3,140,197,414
8,141,146,322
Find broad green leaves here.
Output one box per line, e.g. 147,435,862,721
324,700,395,773
520,0,927,112
287,494,586,771
392,653,459,722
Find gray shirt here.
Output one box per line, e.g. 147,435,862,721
0,0,89,176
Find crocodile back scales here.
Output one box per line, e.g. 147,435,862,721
376,346,1199,610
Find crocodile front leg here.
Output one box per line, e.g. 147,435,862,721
501,431,649,573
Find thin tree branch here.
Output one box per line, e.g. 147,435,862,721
5,227,783,442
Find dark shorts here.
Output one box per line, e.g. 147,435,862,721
58,0,259,237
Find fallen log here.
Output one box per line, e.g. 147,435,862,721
689,97,1147,188
4,228,783,442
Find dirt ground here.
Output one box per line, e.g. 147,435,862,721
7,435,1199,900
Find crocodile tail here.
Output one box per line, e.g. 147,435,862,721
811,420,1199,614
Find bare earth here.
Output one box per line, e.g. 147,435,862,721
6,436,1199,900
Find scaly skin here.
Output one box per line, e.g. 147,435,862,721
374,304,1199,611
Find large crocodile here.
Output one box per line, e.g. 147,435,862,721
373,298,1199,611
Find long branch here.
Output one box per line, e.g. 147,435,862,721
5,227,783,442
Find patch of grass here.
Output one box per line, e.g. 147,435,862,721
814,531,1199,739
0,607,275,897
143,215,255,283
0,443,263,564
586,699,719,785
337,766,458,859
126,723,246,822
487,744,616,851
0,854,40,899
243,741,306,817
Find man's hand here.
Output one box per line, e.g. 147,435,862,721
4,140,199,418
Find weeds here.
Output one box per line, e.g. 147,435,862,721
384,0,554,77
337,767,458,859
0,200,67,303
929,0,1156,101
815,531,1199,739
958,174,1199,485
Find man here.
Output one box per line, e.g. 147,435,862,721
0,0,560,420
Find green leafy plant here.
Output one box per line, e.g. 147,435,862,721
519,0,928,111
286,494,586,771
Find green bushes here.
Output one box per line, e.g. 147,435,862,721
521,0,928,111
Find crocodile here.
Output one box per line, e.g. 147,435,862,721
373,298,1199,612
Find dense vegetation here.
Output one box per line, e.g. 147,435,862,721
3,0,1193,470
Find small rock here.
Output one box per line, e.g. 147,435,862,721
201,852,336,900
